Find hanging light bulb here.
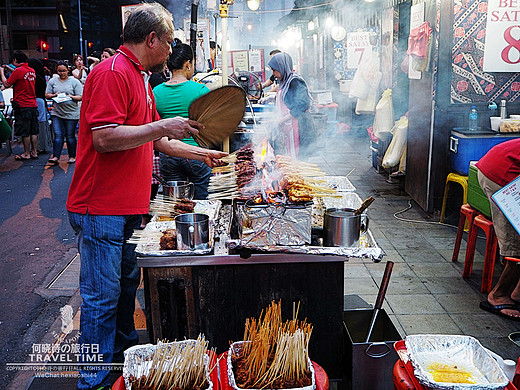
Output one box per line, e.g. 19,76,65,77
247,0,260,10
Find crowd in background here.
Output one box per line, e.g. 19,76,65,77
0,48,115,163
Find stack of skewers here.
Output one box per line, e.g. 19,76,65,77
148,198,196,221
125,335,213,390
229,300,314,390
208,145,256,200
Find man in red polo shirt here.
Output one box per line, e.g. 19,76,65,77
0,50,38,160
476,138,520,321
66,4,226,390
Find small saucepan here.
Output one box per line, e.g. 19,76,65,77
323,207,369,247
175,213,210,250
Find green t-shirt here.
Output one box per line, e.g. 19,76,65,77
153,80,210,146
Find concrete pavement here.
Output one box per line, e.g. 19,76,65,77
2,130,520,389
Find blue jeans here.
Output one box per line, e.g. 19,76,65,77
68,212,141,389
52,116,78,158
160,154,212,199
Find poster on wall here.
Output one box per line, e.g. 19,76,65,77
409,2,425,80
346,32,371,69
184,18,211,72
483,0,520,71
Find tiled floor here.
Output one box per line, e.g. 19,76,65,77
312,131,520,362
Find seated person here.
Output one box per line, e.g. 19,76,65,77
477,138,520,320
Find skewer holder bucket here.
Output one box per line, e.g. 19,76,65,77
343,308,400,390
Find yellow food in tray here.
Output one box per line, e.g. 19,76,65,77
427,362,476,384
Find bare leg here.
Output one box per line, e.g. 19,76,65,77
21,136,31,158
30,135,38,157
488,261,520,317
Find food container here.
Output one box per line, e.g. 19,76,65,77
405,334,509,390
323,208,368,247
490,117,501,131
123,340,214,390
175,213,210,250
225,341,316,390
164,181,195,200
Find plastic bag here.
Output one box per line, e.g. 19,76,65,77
353,50,382,114
373,89,394,137
382,116,408,169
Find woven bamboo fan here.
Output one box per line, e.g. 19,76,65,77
188,86,247,148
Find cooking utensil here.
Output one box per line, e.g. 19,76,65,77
354,196,375,215
365,261,393,342
175,213,210,250
152,172,169,187
188,86,247,148
164,181,195,201
323,208,369,247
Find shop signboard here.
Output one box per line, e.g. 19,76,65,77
184,18,211,72
409,2,425,79
483,0,520,71
346,31,371,69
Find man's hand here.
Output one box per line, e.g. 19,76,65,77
160,117,204,140
203,150,228,168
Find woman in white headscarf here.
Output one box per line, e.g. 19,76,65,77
267,52,314,158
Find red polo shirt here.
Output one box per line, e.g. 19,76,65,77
66,46,160,215
476,138,520,186
6,63,37,108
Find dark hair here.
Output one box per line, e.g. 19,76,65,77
210,41,216,50
12,50,28,63
56,61,68,68
103,47,116,56
123,3,173,44
269,49,281,56
72,54,84,65
27,58,46,99
167,38,193,71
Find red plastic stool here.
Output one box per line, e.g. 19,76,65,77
463,214,499,293
452,204,479,263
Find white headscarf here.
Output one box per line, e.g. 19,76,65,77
268,52,311,102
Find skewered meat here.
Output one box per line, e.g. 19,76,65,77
159,229,177,250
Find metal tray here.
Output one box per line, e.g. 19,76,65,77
405,334,508,390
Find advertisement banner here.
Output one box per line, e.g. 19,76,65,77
409,2,425,79
346,32,371,69
483,0,520,71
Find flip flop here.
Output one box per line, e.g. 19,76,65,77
480,301,520,321
47,158,59,165
14,155,31,161
508,331,520,348
30,155,38,160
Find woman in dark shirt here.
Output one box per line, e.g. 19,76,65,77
28,58,52,154
267,52,314,158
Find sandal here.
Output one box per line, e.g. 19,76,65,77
48,157,59,165
14,155,31,161
67,158,76,164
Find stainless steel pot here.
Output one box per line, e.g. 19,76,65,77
164,181,195,200
175,213,209,250
323,208,369,247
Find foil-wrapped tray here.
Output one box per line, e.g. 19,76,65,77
151,199,222,222
322,176,356,192
226,341,316,390
135,220,215,256
405,335,508,390
235,200,312,247
123,340,213,390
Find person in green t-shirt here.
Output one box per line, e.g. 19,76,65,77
153,38,211,199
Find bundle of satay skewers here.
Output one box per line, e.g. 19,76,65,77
229,300,314,390
124,335,214,390
149,198,196,221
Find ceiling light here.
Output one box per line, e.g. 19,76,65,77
247,0,260,10
308,21,315,31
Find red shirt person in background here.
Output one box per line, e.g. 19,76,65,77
476,138,520,321
0,50,39,160
66,4,226,389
